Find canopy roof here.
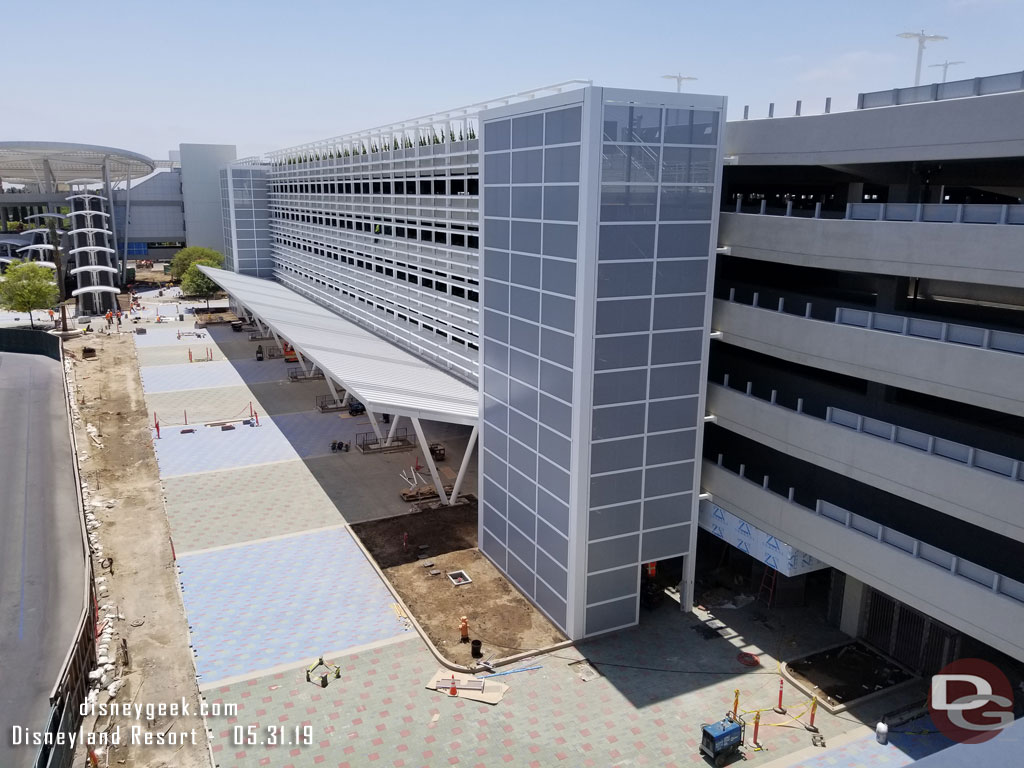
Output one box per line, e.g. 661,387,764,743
200,267,479,425
0,142,154,184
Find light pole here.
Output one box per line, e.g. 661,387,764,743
661,73,698,93
929,59,965,83
897,30,948,86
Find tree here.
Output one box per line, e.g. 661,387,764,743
0,261,58,329
180,260,221,309
169,246,223,281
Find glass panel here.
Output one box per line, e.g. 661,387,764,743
664,109,719,145
512,113,544,149
544,146,581,183
659,186,714,221
603,105,663,143
545,106,582,145
598,224,656,261
484,119,510,151
512,149,543,183
601,185,658,222
661,147,716,183
602,144,660,183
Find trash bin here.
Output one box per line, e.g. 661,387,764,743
256,345,264,362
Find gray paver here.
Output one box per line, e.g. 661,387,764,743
203,603,900,768
163,460,342,554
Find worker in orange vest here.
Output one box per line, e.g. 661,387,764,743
105,310,113,327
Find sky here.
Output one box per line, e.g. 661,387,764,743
8,0,1023,161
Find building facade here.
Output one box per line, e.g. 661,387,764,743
478,88,725,637
706,76,1024,669
216,75,1024,661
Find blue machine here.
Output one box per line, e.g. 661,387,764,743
700,713,746,766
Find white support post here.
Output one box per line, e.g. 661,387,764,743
325,376,342,404
449,425,479,503
270,329,284,353
340,391,351,407
411,416,449,505
366,410,385,442
384,414,401,447
298,353,312,376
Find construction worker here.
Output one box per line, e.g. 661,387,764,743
115,310,122,328
105,310,113,327
48,308,55,326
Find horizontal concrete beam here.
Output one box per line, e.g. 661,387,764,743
713,300,1024,418
718,213,1024,290
701,462,1024,662
707,383,1024,542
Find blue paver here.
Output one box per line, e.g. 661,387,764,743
176,527,406,686
151,420,298,477
139,361,246,393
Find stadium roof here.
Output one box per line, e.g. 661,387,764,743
199,267,479,425
0,142,155,185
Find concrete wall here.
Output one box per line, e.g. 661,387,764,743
718,213,1024,290
179,144,236,253
707,383,1024,542
724,90,1024,165
713,300,1024,418
113,169,186,242
702,462,1024,662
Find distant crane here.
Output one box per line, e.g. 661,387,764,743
661,73,698,93
929,59,965,83
897,30,948,86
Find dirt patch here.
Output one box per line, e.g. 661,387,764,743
352,504,477,568
787,641,914,707
64,330,210,768
352,506,566,666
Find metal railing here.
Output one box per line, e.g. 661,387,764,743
711,455,1024,605
834,306,1024,356
858,70,1024,109
727,196,1024,225
717,374,1023,484
720,288,1024,357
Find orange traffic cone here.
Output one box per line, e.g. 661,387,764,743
448,678,458,697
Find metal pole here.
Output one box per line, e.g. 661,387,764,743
915,37,925,86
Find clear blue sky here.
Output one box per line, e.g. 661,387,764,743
9,0,1023,161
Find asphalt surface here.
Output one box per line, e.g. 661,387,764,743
0,351,85,768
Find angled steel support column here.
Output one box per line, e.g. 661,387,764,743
366,409,385,442
270,329,285,354
384,414,401,447
324,376,343,404
411,416,449,505
449,425,478,503
340,391,351,407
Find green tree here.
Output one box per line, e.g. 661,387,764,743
0,261,58,329
180,260,221,308
169,246,223,281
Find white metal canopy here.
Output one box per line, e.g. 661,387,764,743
67,209,110,218
17,244,56,252
71,285,120,296
199,267,480,426
69,246,116,255
70,265,117,275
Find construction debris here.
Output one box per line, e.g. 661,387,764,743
424,669,508,705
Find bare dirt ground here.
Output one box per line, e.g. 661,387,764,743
352,506,566,666
64,329,210,768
